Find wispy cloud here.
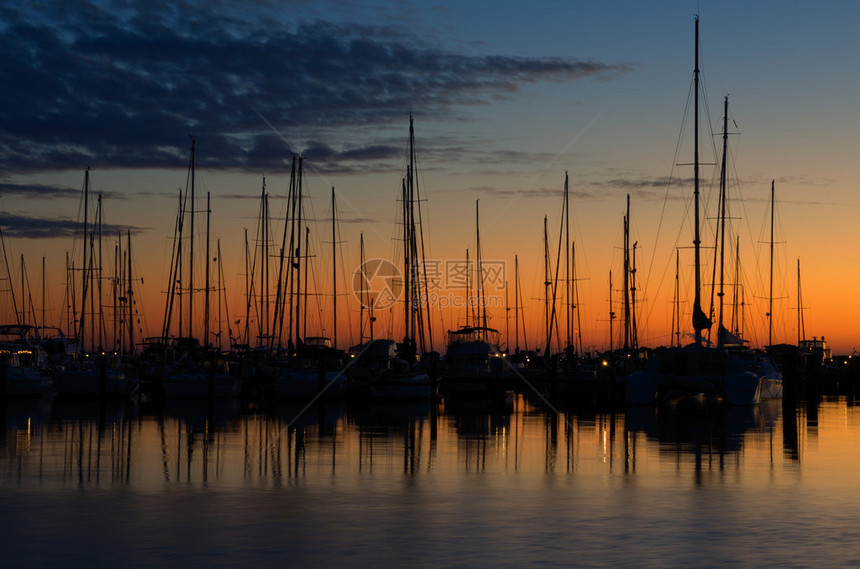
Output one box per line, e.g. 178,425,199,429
0,213,147,239
1,1,631,174
0,181,126,200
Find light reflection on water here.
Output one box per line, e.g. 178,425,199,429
3,394,860,567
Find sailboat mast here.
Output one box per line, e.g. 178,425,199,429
476,200,487,329
262,180,269,348
204,191,211,349
331,187,337,349
608,270,614,352
258,179,267,348
732,235,740,337
564,172,571,349
114,238,120,351
97,193,103,352
622,196,630,351
127,230,133,354
543,215,551,357
188,138,195,341
573,241,583,355
410,115,433,353
243,228,251,346
41,255,46,332
692,16,710,345
294,157,304,347
79,168,89,353
717,96,729,346
514,254,520,353
465,248,471,327
673,250,680,347
20,255,25,327
303,225,309,341
402,176,410,341
769,179,775,347
797,258,802,344
0,215,19,326
359,233,365,343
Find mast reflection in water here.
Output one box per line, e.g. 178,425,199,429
4,394,860,567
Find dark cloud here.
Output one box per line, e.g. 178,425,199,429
0,182,80,199
0,213,147,239
1,1,631,174
0,181,127,200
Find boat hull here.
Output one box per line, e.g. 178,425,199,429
275,369,346,399
54,367,132,398
160,373,240,399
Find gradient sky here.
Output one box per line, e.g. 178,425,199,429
3,0,860,354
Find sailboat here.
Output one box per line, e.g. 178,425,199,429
143,141,239,399
53,168,134,399
624,18,781,406
271,159,348,400
442,200,508,398
350,114,435,401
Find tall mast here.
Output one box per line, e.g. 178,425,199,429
797,258,805,344
768,179,775,346
732,235,740,338
331,187,337,349
20,255,25,327
673,250,681,347
113,238,119,351
188,138,195,340
272,157,296,351
476,199,487,329
716,96,729,346
79,168,89,353
572,241,583,355
258,178,268,348
204,191,211,349
564,172,571,349
293,157,304,347
359,233,365,343
608,270,614,352
410,114,433,353
243,228,251,346
97,193,103,351
41,255,46,331
622,196,630,351
303,225,309,341
514,255,519,353
505,277,510,352
631,239,638,350
402,176,410,342
0,215,19,326
127,230,133,354
465,248,471,327
692,16,711,344
262,179,269,348
543,215,551,357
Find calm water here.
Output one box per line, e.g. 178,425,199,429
3,392,860,568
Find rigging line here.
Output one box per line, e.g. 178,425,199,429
640,70,720,344
301,158,390,245
638,78,693,338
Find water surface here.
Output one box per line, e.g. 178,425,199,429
2,394,860,567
